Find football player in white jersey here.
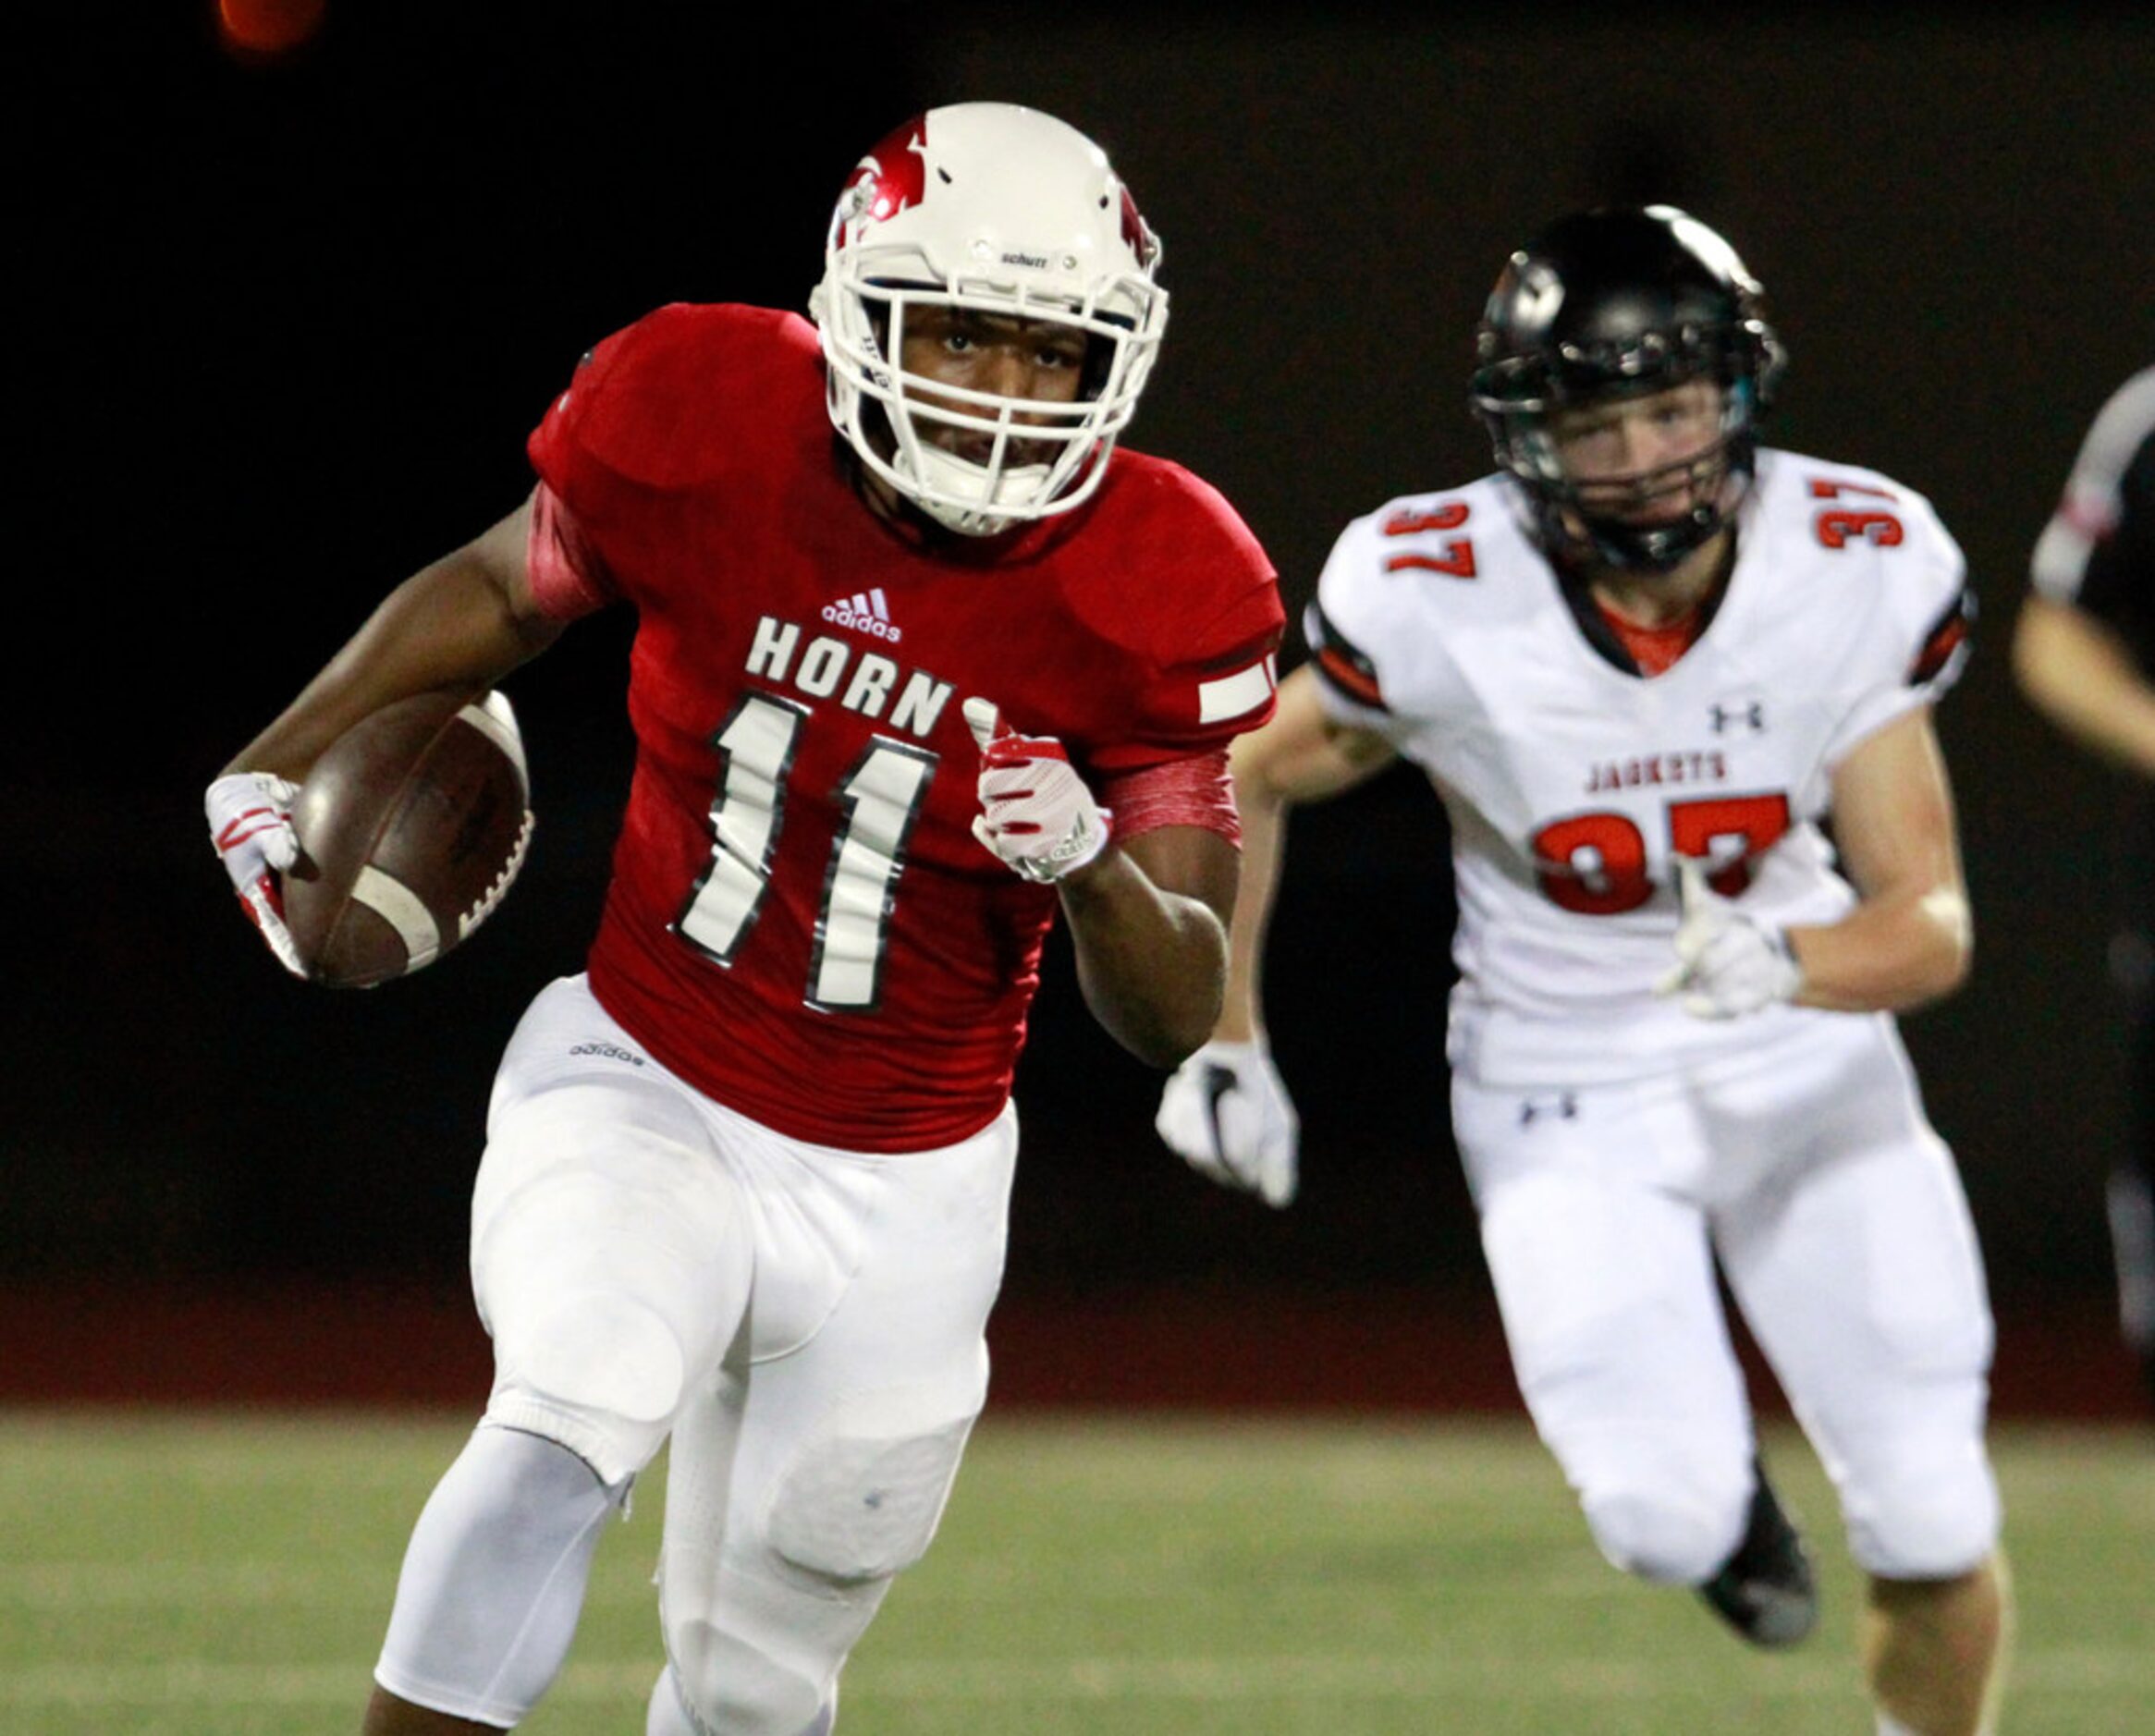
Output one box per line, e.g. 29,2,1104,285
1157,207,2011,1736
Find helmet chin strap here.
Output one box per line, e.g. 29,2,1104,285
1546,440,1754,574
1561,499,1727,573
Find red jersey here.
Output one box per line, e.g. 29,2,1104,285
526,303,1282,1151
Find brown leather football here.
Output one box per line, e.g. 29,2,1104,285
284,690,533,986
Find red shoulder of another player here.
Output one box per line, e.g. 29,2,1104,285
1084,452,1285,772
525,303,821,566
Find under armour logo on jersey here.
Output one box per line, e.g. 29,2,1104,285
1710,701,1767,734
822,588,903,644
1518,1093,1578,1127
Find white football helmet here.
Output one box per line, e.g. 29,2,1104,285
810,104,1168,536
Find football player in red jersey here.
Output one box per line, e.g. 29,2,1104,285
1158,209,2011,1736
206,103,1281,1736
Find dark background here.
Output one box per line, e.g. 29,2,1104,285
8,3,2153,1400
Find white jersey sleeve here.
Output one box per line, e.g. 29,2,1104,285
2030,366,2155,606
1304,490,1490,741
1299,456,1973,1089
1804,459,1972,768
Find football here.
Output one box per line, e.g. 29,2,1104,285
284,690,534,987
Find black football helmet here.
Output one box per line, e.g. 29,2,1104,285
1470,205,1786,572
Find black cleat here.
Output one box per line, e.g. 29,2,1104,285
1697,1460,1818,1648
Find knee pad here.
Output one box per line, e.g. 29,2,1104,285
765,1397,977,1583
1841,1442,2001,1579
486,1293,689,1485
655,1388,979,1735
1579,1460,1753,1585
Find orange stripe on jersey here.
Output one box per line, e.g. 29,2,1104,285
1315,639,1388,708
1911,609,1970,684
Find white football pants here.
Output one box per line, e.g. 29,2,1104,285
1453,1010,2000,1583
386,973,1016,1732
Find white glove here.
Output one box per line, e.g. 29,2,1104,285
1655,855,1802,1019
1156,1038,1300,1207
205,771,306,978
964,698,1111,884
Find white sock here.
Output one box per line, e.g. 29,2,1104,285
374,1424,621,1725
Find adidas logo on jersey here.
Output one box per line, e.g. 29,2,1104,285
822,588,902,644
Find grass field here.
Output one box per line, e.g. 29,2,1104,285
2,1412,2148,1735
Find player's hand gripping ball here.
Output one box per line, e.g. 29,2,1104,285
205,769,306,977
279,691,534,986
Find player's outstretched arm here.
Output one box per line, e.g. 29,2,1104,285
1789,704,1973,1013
1208,666,1398,1044
1154,666,1396,1204
222,496,562,786
2011,593,2155,779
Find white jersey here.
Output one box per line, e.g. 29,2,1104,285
1308,448,1972,1087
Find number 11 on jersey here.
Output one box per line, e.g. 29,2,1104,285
675,692,937,1011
